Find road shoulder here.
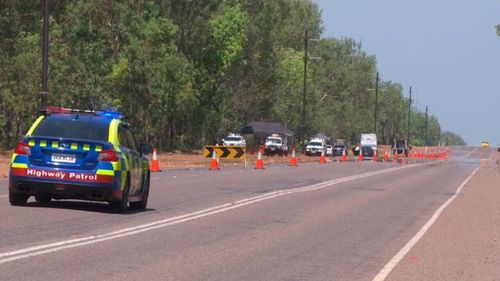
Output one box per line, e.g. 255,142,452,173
386,160,500,280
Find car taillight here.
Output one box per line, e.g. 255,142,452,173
14,142,31,155
98,149,119,162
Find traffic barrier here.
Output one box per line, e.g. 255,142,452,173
204,145,247,168
255,146,265,169
209,150,220,170
203,146,246,159
319,146,327,164
289,147,298,167
150,148,161,172
341,148,347,162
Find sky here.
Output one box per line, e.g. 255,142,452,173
315,0,500,145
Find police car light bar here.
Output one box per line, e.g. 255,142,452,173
101,110,123,119
40,106,124,119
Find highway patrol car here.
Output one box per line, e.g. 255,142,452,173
9,106,152,213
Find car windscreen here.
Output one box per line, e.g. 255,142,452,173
308,142,323,146
225,137,242,142
266,138,281,144
334,145,345,149
32,116,109,141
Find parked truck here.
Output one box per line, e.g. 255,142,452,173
360,133,378,152
264,134,288,156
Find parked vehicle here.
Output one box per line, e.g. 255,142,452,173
264,134,287,156
353,146,374,158
361,146,375,158
326,144,333,156
393,139,409,157
9,107,152,213
305,138,326,156
222,133,246,146
360,133,378,152
332,144,348,157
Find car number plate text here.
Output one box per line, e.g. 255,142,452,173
51,153,76,163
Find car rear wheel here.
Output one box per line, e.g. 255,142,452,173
110,179,129,214
35,193,52,204
130,173,150,211
9,192,28,206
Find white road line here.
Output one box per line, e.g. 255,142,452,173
372,167,479,281
0,164,422,265
0,195,7,198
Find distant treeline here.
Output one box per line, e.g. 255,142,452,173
0,0,465,151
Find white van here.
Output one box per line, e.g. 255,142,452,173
360,133,377,151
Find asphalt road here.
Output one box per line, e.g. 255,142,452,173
0,147,487,281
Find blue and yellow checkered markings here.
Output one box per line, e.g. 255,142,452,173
11,154,28,168
26,138,103,152
96,161,120,176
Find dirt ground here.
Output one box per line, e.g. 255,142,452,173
0,150,342,178
0,145,431,179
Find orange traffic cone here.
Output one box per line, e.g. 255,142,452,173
289,147,298,166
373,150,378,162
319,146,327,164
401,151,406,164
393,151,399,162
341,148,347,162
357,147,363,162
255,146,265,169
209,150,219,170
383,151,389,162
151,148,161,172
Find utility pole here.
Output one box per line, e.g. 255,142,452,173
374,72,379,134
424,106,429,146
301,29,308,148
41,0,49,110
407,86,412,143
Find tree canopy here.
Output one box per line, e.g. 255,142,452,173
0,0,464,150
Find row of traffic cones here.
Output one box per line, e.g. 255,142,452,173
150,146,450,173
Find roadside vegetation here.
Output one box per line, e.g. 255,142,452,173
0,0,466,151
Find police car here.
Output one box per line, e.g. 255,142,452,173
9,106,152,213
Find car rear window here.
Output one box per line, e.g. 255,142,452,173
225,137,242,142
32,116,109,141
267,138,282,144
308,142,323,146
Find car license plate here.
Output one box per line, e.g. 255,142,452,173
51,153,76,163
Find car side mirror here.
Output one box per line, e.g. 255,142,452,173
140,143,152,155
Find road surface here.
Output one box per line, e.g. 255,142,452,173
0,147,495,280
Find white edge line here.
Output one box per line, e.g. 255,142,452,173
371,167,479,281
0,195,8,198
0,163,425,264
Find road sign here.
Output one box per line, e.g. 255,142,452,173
203,146,246,159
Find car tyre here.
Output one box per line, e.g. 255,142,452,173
35,193,52,204
9,192,28,206
130,173,150,211
110,179,129,214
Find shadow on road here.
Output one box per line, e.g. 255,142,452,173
24,200,155,214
